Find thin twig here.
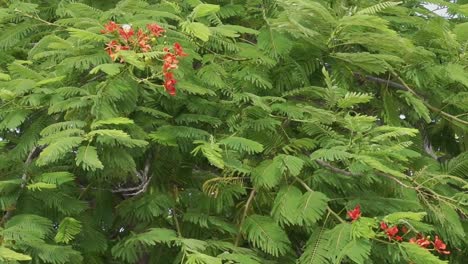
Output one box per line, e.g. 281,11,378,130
172,185,182,237
235,189,256,246
14,9,60,27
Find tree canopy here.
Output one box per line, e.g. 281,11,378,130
0,0,467,263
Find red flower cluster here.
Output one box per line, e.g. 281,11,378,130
409,234,431,248
147,23,165,37
100,21,118,34
347,205,361,221
380,222,403,241
101,21,162,58
100,21,188,96
409,235,450,255
105,40,129,61
162,43,188,96
346,206,451,256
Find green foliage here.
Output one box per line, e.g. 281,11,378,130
0,0,466,263
54,217,82,244
241,215,291,257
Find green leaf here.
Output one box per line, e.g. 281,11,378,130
116,50,145,70
401,242,448,264
357,155,407,178
55,217,82,244
0,110,29,130
0,247,32,261
191,4,220,18
192,140,224,169
446,63,468,88
87,129,147,148
252,159,282,189
398,91,431,123
76,146,104,171
242,215,291,257
27,182,57,190
68,28,108,42
35,172,75,185
91,117,134,129
36,137,84,166
332,52,403,74
335,239,371,264
177,81,216,96
271,185,303,225
298,227,329,264
326,223,353,263
297,191,329,225
182,21,212,42
219,137,264,154
37,76,65,86
90,63,123,76
277,154,304,176
337,92,373,108
384,212,427,223
112,228,177,262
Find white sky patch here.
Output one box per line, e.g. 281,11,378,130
424,3,450,17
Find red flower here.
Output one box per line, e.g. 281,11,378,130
101,21,118,34
433,236,450,255
347,205,361,221
163,72,177,96
380,221,388,230
137,29,151,52
395,235,403,241
163,52,179,72
173,42,188,57
401,226,408,234
147,23,165,37
119,24,134,41
386,226,399,240
409,235,431,248
105,40,129,61
105,40,118,60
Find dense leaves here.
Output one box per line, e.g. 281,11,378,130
0,0,467,263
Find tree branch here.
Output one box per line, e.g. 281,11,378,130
172,185,182,237
0,146,42,226
315,160,357,177
112,154,153,196
316,159,413,189
235,189,256,246
354,73,407,91
354,72,468,126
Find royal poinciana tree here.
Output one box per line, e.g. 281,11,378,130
0,0,467,263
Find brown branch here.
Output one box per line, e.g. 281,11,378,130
0,147,42,226
354,73,407,91
172,185,182,237
235,189,256,246
354,72,468,126
112,155,152,196
316,159,414,189
315,160,357,177
316,160,463,211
